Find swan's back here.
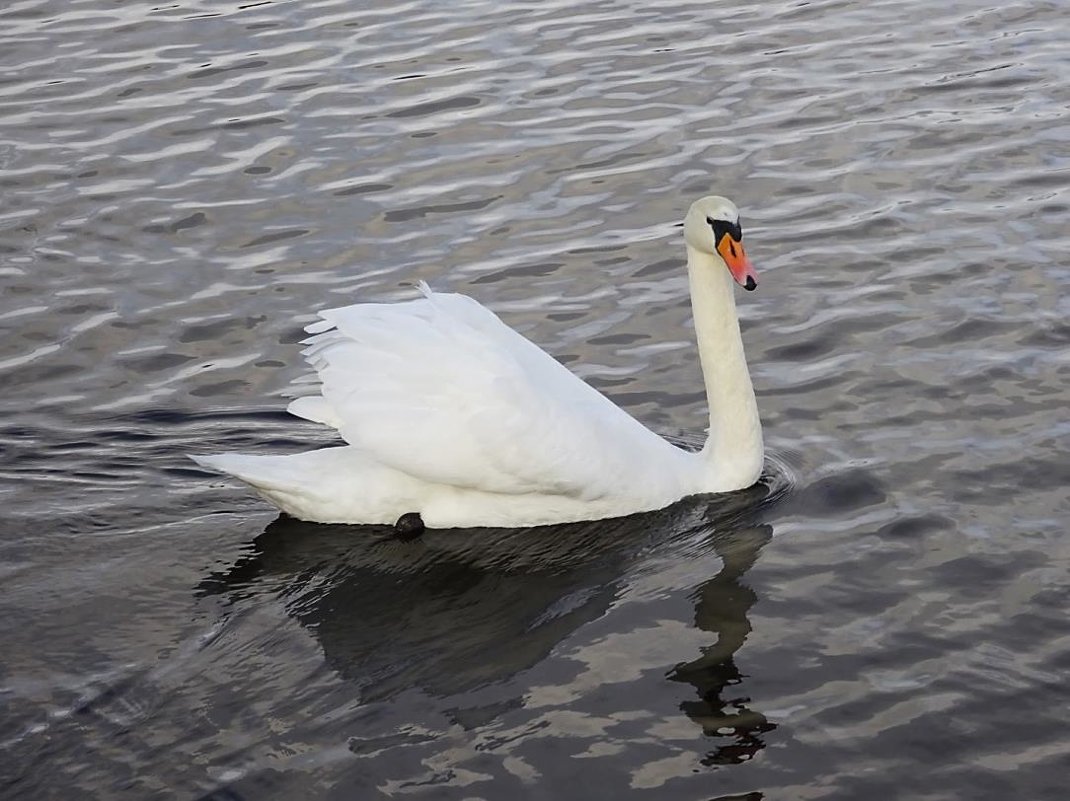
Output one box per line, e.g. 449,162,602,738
287,285,693,502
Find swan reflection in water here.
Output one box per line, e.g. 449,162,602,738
198,477,783,764
669,521,776,766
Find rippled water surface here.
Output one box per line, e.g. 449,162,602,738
2,0,1068,798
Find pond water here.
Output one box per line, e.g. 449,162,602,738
1,0,1067,799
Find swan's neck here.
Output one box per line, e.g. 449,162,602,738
686,244,764,491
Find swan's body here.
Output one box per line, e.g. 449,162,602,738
193,196,764,528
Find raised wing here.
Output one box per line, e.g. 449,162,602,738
287,285,680,499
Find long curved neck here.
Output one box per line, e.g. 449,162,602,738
686,244,764,491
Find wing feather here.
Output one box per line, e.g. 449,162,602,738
286,288,680,498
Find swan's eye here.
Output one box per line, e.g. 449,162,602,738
706,216,743,248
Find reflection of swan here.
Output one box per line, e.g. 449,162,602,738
669,525,777,766
198,484,777,701
193,196,764,527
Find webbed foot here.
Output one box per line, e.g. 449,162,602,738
393,512,424,540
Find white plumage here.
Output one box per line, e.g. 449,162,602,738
193,195,765,528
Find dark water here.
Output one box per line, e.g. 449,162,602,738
2,0,1068,798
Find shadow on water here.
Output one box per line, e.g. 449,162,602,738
196,473,789,776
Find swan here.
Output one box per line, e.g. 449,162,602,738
192,195,763,529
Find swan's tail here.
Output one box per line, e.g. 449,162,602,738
191,451,337,521
190,453,302,494
189,447,421,524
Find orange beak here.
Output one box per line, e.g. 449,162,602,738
716,235,758,291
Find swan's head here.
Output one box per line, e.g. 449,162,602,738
683,195,757,291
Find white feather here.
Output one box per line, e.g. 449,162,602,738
293,290,691,500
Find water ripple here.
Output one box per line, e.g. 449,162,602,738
1,0,1067,798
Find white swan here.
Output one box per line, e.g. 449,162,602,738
192,195,763,528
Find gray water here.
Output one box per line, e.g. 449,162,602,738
1,0,1067,799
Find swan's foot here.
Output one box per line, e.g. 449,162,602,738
393,512,424,540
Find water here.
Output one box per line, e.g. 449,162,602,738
1,0,1067,798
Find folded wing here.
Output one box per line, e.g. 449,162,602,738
287,285,678,499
